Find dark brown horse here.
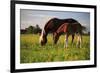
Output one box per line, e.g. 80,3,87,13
39,18,86,47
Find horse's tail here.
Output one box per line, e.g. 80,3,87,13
81,25,86,31
81,25,87,35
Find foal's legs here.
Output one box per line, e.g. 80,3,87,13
64,34,69,48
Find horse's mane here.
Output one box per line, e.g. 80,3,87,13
44,18,58,29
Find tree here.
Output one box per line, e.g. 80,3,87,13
26,26,35,34
34,24,41,34
21,25,42,34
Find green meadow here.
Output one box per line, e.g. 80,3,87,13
20,34,90,63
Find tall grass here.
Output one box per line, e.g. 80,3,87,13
20,34,90,63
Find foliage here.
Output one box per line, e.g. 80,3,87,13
21,24,41,34
26,26,34,34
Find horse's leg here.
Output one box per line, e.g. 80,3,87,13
52,33,56,44
52,33,55,41
76,34,79,48
76,34,82,48
72,34,74,46
64,34,69,48
79,35,82,48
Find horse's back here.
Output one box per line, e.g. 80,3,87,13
44,18,82,33
44,18,64,32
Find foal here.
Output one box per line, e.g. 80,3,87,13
53,23,82,48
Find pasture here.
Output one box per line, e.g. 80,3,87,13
20,34,90,63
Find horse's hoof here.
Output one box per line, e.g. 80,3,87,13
64,46,68,48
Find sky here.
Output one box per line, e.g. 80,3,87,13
20,9,90,32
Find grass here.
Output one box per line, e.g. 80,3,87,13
20,34,90,63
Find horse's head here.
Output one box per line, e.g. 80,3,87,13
39,29,47,46
53,32,60,44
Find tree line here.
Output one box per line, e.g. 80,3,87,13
21,24,42,34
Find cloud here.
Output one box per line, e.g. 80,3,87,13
20,9,90,31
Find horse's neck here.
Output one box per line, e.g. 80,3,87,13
42,29,48,37
44,32,48,37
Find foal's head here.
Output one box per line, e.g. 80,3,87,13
39,29,47,46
